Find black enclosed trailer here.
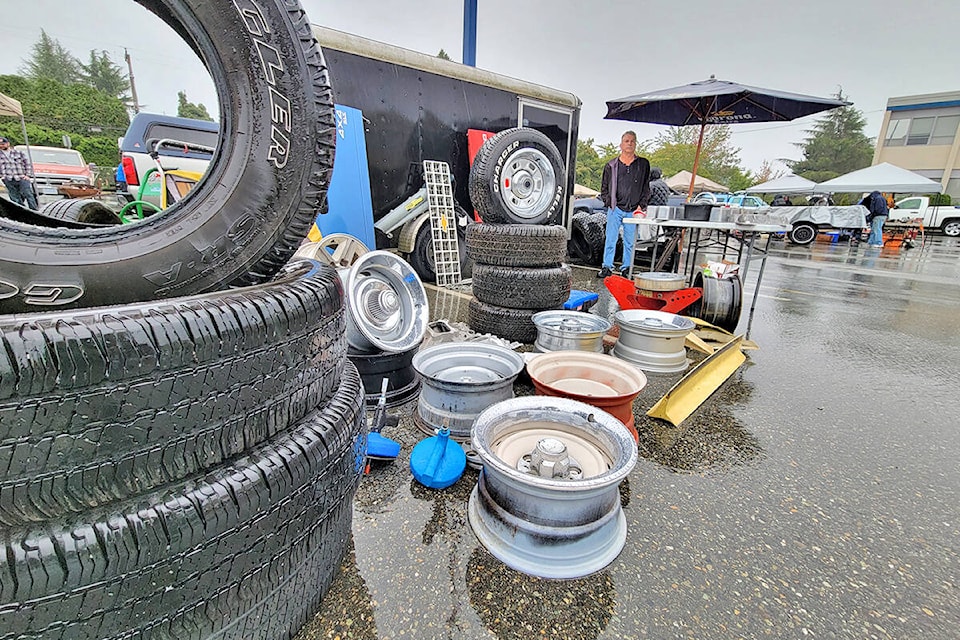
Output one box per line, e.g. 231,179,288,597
313,26,581,265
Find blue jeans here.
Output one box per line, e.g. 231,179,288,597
603,207,636,269
2,178,38,210
866,215,886,246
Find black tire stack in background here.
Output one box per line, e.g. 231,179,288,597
0,2,364,638
465,128,571,343
569,209,607,266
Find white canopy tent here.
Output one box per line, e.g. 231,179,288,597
745,174,816,194
666,170,728,193
0,91,34,167
813,163,942,194
573,183,600,197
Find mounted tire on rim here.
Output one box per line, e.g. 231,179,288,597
788,222,818,245
468,128,566,225
0,0,336,313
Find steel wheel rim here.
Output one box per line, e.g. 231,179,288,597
344,251,428,352
468,397,637,579
497,147,557,220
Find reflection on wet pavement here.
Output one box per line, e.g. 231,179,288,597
297,235,960,639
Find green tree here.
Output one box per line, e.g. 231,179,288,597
639,125,747,189
786,92,873,183
81,50,131,103
0,74,129,170
177,91,213,121
574,138,618,191
19,30,81,85
751,160,784,186
437,49,451,61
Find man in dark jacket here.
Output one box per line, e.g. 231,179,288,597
861,190,888,247
597,131,651,278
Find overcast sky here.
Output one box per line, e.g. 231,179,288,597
2,0,958,174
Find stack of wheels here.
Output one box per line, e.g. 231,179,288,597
466,127,570,344
0,2,365,638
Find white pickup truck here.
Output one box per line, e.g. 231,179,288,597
888,196,960,236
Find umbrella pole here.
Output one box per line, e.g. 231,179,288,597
687,121,706,201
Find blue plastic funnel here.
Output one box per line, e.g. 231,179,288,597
366,432,401,460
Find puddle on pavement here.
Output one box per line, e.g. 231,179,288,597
466,546,615,640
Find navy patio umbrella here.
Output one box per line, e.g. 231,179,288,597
605,76,850,198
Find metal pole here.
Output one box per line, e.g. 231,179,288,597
19,115,34,177
687,122,706,201
125,48,140,113
462,0,477,67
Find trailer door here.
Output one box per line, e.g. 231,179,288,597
518,99,576,224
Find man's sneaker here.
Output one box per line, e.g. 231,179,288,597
619,265,631,277
597,267,613,278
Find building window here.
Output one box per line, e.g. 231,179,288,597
931,115,960,146
906,117,935,145
887,113,960,147
885,118,909,146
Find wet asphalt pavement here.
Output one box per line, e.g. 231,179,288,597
297,234,960,639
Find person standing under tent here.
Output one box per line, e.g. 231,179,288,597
648,167,671,207
597,131,651,278
861,190,889,247
0,136,38,210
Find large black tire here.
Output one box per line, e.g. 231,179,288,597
468,128,565,225
0,262,346,526
569,211,605,265
40,198,122,225
472,264,571,310
466,223,567,267
467,298,538,343
0,0,336,313
0,363,365,640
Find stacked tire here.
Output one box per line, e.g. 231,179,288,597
0,3,363,639
466,128,571,343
